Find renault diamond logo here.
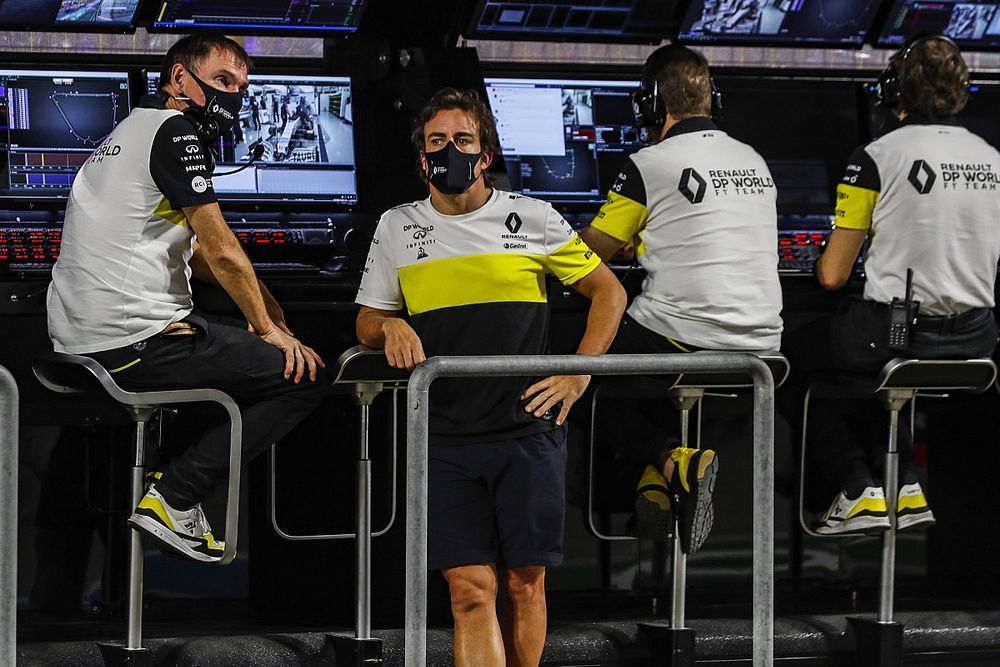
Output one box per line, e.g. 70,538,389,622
678,168,707,204
908,160,936,194
505,212,523,234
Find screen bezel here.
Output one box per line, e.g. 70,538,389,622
0,66,133,202
464,0,672,44
146,0,367,36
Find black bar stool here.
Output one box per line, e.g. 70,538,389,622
33,351,243,667
270,345,409,667
797,357,997,667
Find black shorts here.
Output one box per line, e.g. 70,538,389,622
427,428,567,571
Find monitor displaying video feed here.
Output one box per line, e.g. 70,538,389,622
151,0,367,34
958,83,1000,149
677,0,882,47
877,1,1000,50
466,0,672,43
484,77,641,208
0,69,131,200
146,72,357,206
0,0,140,31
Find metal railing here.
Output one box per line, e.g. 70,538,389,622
0,365,18,667
404,353,776,667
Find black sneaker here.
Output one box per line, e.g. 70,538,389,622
128,485,224,563
627,465,673,541
667,447,718,554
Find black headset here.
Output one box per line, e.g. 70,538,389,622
632,68,723,144
876,34,960,109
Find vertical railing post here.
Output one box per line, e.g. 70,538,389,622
0,365,19,667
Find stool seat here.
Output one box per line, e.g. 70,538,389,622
803,358,997,402
673,352,789,389
331,345,411,386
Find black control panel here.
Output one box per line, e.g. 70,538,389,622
778,214,866,277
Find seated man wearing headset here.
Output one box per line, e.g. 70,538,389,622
797,36,1000,534
580,44,784,553
46,31,326,562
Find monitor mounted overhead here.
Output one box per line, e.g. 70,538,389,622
877,1,1000,51
676,0,882,48
0,0,140,33
145,72,358,206
0,68,131,200
150,0,367,35
466,0,673,43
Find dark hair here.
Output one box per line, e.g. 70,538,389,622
898,37,969,120
411,87,501,157
158,30,252,92
642,45,712,119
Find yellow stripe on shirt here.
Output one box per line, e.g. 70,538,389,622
545,233,602,286
835,183,879,232
590,191,649,243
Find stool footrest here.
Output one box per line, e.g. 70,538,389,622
97,642,152,667
639,623,696,667
848,616,903,667
324,634,383,665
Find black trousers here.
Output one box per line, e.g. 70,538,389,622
88,312,326,508
782,296,998,508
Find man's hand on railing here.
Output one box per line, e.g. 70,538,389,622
522,374,591,426
382,319,427,370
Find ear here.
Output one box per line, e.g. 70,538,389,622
418,150,429,176
480,150,493,171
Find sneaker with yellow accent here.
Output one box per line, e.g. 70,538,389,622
667,447,718,554
627,465,673,541
896,482,935,531
815,487,891,535
128,486,224,563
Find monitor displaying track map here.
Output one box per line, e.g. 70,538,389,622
0,0,140,32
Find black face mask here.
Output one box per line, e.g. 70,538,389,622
424,142,484,195
187,70,244,135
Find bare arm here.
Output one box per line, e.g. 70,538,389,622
816,228,867,290
580,225,628,264
356,305,426,370
184,203,323,380
523,263,627,425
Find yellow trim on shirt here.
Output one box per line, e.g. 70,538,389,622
834,183,878,232
591,192,649,243
153,197,190,228
546,233,602,285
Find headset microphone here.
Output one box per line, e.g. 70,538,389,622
213,140,265,177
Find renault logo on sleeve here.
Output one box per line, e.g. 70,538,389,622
678,167,707,204
505,212,523,234
908,160,937,194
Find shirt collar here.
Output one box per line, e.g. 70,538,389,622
663,116,718,140
138,93,169,110
900,114,961,128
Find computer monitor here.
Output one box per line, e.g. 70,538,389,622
145,72,358,206
676,0,882,47
960,82,1000,149
466,0,672,43
150,0,367,34
0,68,131,200
484,76,641,208
714,76,863,211
0,0,140,32
876,1,1000,50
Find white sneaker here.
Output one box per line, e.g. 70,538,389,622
897,482,936,531
128,485,225,562
815,487,891,535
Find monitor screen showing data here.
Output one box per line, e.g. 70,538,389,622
467,0,672,42
151,0,366,34
484,77,641,207
146,72,357,205
677,0,882,47
877,1,1000,50
0,0,140,31
0,69,130,199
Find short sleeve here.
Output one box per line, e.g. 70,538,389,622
835,146,880,232
590,157,649,242
356,217,403,311
543,206,602,286
149,115,218,208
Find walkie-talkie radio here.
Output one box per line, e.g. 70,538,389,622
888,268,920,351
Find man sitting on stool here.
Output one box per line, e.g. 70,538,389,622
46,31,326,562
800,36,1000,534
580,45,784,553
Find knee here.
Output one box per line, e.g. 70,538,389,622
506,566,545,605
443,567,497,616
